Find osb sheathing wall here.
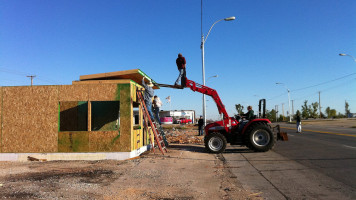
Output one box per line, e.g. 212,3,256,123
2,86,59,153
57,83,134,152
119,84,133,152
0,87,3,152
0,82,146,153
58,131,124,152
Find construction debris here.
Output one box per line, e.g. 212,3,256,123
165,127,204,144
27,156,47,162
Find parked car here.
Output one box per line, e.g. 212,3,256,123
179,118,192,124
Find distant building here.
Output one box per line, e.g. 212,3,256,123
159,110,196,124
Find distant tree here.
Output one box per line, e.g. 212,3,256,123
294,110,301,120
301,100,310,119
345,101,351,117
325,107,337,118
278,114,284,122
311,102,319,119
320,111,326,118
337,112,345,118
235,104,244,115
266,109,277,122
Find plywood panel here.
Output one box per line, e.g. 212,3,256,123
58,131,89,152
88,84,118,101
89,131,128,152
59,85,89,101
2,86,58,153
118,84,133,151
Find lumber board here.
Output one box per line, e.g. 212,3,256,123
88,101,91,132
155,83,184,89
0,87,2,152
2,86,58,153
72,79,131,85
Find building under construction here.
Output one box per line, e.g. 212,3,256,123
0,69,158,161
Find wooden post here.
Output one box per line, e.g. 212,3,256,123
88,101,91,131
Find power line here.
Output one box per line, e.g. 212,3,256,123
267,73,356,102
0,67,63,85
291,72,356,92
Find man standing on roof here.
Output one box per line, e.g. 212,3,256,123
174,53,186,87
142,77,155,122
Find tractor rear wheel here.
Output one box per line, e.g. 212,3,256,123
244,122,276,152
204,132,227,153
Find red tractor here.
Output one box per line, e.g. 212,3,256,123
156,77,287,153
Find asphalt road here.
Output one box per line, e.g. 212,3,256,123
223,123,356,199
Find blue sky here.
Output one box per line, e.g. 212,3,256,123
1,0,355,120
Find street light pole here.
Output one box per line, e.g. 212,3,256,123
276,83,292,123
201,16,235,126
339,53,356,63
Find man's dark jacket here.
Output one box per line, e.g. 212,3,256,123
176,55,186,70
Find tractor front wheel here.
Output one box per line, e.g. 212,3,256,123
204,132,227,153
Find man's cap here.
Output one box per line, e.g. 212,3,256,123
147,81,154,87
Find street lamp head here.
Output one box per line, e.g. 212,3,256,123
339,53,347,56
276,82,283,85
224,16,236,21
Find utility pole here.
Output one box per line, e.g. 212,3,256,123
275,105,278,122
27,75,36,86
291,100,294,116
319,91,322,118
